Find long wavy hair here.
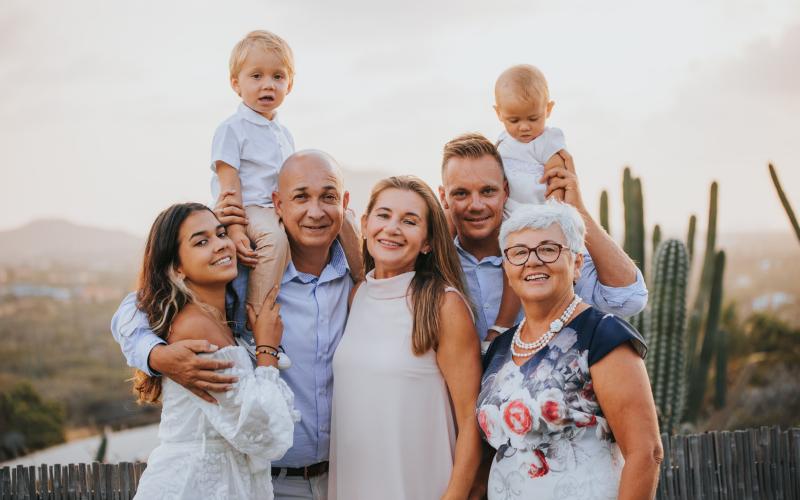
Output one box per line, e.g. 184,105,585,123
363,176,472,355
132,202,215,404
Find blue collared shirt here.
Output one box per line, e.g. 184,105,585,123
110,240,353,468
454,237,648,340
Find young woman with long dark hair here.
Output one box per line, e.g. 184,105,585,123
131,202,297,500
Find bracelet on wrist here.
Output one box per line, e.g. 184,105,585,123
489,325,510,335
255,346,280,358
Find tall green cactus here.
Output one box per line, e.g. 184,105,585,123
623,170,646,279
600,190,610,234
652,224,662,258
646,239,689,433
622,168,647,333
686,249,726,422
686,215,696,265
768,163,800,244
686,182,718,376
95,430,108,463
714,328,728,409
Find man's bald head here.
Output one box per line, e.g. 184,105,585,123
279,149,344,193
273,149,349,256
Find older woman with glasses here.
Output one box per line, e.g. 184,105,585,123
475,201,663,500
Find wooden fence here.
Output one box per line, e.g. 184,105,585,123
657,426,800,499
1,426,799,499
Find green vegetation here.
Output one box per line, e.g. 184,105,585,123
0,293,160,434
609,168,799,431
768,163,800,244
646,239,689,433
0,382,65,460
599,190,610,234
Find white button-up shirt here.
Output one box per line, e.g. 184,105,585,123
210,103,295,207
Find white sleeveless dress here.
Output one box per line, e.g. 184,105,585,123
329,270,458,500
133,346,299,500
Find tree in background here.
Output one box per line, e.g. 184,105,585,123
0,382,65,460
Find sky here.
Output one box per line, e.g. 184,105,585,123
1,0,799,241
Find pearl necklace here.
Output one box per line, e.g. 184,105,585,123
511,295,583,358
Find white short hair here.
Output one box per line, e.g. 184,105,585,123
499,200,587,254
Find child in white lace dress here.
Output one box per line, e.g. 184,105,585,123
130,203,298,500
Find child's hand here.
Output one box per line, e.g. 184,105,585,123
214,189,249,227
228,225,258,268
246,286,283,346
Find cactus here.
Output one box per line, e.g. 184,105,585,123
622,168,647,333
652,224,662,258
686,182,718,377
768,163,800,244
600,190,610,234
623,171,646,278
714,328,728,409
686,215,696,264
95,430,108,463
686,249,725,422
646,239,689,433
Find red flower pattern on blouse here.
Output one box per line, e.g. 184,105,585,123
502,400,533,435
528,449,550,478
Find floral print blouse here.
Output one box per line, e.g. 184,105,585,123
477,307,646,499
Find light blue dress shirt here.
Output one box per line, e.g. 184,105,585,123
110,240,353,468
454,237,648,340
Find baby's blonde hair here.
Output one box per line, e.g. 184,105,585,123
495,64,550,105
229,30,295,79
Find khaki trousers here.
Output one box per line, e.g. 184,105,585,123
244,206,290,309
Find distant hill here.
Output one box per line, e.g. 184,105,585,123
0,219,144,271
0,165,393,272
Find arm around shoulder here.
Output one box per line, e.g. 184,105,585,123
110,292,165,375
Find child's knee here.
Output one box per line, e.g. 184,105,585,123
252,229,289,255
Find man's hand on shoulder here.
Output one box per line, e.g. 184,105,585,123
148,340,237,404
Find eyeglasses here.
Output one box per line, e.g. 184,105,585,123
503,242,571,266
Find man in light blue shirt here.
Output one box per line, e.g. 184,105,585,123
437,133,648,342
111,151,353,500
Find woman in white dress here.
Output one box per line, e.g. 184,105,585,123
330,176,483,500
129,203,298,500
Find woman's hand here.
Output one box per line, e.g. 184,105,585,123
246,286,283,348
228,224,258,268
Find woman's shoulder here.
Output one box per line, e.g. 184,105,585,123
574,307,647,364
169,304,232,346
482,324,517,371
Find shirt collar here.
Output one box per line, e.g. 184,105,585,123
281,239,351,285
237,102,279,126
454,236,503,266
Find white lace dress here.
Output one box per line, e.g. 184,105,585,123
133,346,299,500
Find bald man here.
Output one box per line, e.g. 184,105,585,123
111,151,354,499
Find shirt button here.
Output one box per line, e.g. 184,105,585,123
483,303,491,309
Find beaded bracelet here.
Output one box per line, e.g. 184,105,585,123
255,346,279,358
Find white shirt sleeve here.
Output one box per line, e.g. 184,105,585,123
531,127,567,165
195,351,299,473
210,121,242,171
109,292,165,376
574,252,648,317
